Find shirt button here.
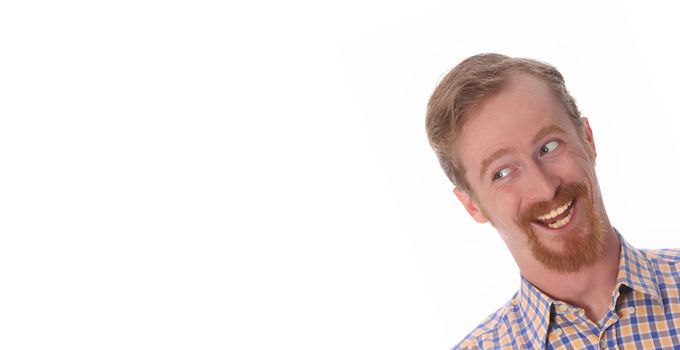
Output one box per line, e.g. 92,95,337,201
553,328,563,336
600,339,607,348
556,303,569,313
619,306,636,316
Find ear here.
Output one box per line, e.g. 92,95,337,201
581,117,597,163
453,188,489,223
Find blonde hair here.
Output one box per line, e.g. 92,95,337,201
425,53,582,192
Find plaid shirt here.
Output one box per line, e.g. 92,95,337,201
455,235,680,349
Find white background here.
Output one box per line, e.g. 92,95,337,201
1,1,680,349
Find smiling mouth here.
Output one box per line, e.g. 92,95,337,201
533,199,576,229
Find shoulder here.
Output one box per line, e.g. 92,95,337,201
640,248,680,281
637,247,680,287
641,247,680,264
452,298,520,350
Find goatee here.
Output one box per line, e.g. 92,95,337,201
516,183,605,273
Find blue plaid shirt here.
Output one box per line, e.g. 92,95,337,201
454,235,680,349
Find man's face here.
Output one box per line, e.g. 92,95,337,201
454,73,606,273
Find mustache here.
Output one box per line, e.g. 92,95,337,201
517,183,588,226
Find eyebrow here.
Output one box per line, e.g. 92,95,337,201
479,148,512,180
478,124,568,180
532,124,567,145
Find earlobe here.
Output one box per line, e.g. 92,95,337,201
453,188,489,223
581,117,597,163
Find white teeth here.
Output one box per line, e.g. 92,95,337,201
547,209,573,229
537,200,573,221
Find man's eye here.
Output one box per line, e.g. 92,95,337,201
493,168,512,181
540,140,560,155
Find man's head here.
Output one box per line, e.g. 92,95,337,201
426,54,608,273
426,53,584,194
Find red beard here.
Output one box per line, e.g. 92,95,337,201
515,183,605,273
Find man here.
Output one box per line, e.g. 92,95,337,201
425,53,680,349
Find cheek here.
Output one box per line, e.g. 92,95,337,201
485,191,521,228
560,148,600,200
566,142,595,165
564,149,597,177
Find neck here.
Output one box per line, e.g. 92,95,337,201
520,227,621,323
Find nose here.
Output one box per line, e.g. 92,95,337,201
523,161,560,203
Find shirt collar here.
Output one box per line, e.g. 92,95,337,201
517,276,553,349
515,231,662,348
615,233,663,304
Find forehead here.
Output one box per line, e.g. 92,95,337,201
455,74,576,175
